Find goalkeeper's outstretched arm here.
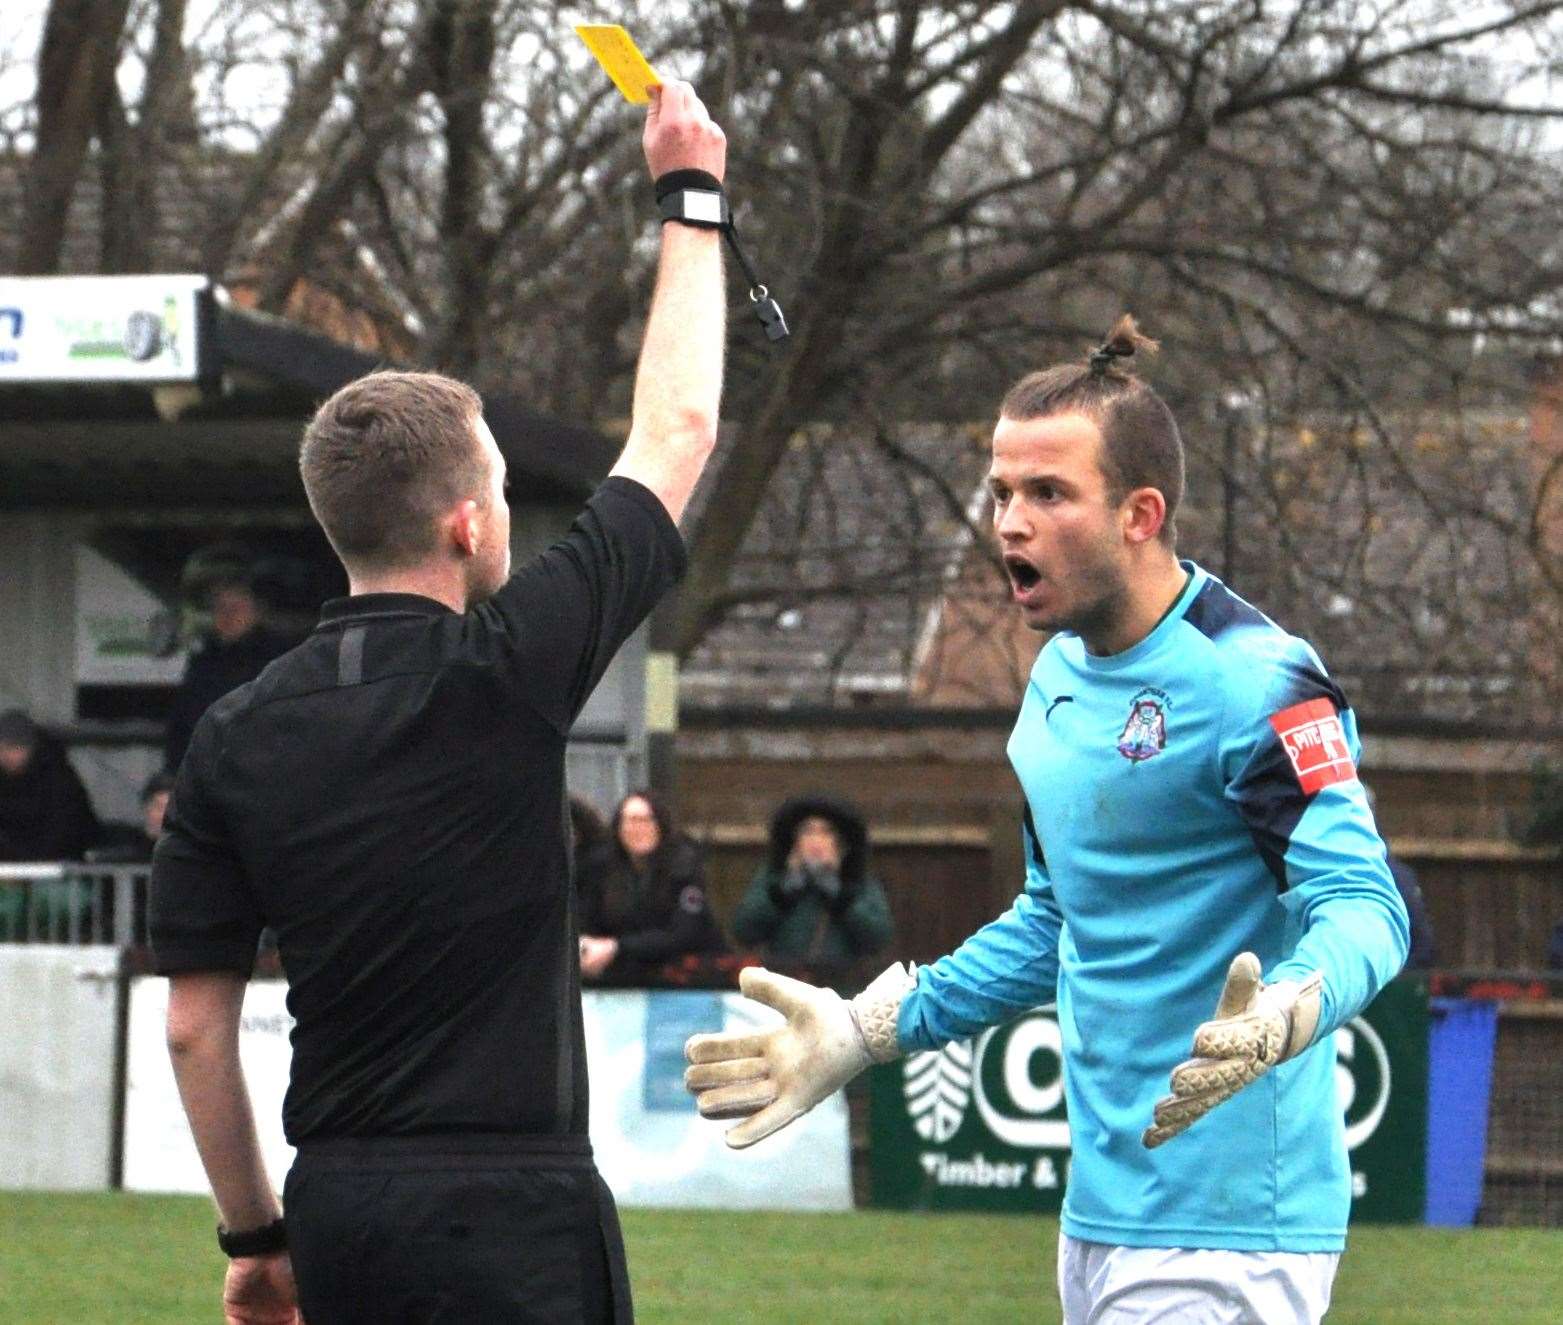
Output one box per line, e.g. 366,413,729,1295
685,819,1065,1147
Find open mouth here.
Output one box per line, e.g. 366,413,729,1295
1005,555,1042,594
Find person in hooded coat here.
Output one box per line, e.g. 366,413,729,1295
731,794,892,972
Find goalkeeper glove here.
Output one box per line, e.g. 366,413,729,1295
1142,952,1323,1149
684,962,915,1148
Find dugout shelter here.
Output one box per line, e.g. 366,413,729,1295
0,273,642,823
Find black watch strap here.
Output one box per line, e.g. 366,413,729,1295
217,1216,287,1258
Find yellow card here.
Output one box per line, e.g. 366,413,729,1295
574,24,661,104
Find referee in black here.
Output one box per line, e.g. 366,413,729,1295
151,81,727,1325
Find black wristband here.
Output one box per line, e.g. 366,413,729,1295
654,168,723,202
217,1217,287,1258
651,169,790,343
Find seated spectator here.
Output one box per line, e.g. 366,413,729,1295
0,709,100,862
165,576,295,772
87,770,175,865
731,794,892,973
578,790,725,984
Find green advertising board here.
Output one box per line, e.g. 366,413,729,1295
870,975,1428,1221
1341,974,1428,1221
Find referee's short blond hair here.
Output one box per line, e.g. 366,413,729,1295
301,371,486,572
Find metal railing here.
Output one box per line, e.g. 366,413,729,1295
0,863,150,946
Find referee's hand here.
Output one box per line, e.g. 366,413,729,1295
643,78,726,184
224,1252,306,1324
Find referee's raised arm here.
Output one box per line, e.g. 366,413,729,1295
608,78,728,525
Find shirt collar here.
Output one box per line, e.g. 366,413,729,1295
316,592,457,626
1074,560,1206,671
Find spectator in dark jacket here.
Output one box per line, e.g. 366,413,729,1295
0,709,100,861
165,579,294,771
578,790,725,984
731,794,893,973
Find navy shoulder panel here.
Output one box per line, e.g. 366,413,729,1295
1226,651,1354,892
1183,577,1270,640
1021,802,1047,874
1185,578,1350,713
1268,648,1350,715
1186,579,1360,891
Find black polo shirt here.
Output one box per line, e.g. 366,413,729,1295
150,477,684,1144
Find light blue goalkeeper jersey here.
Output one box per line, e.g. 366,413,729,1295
898,563,1409,1252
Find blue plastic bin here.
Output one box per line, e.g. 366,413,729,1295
1424,997,1500,1226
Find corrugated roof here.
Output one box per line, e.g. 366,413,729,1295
0,300,617,510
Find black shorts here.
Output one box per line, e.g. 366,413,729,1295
283,1135,631,1324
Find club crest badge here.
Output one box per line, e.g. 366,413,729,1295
1117,688,1169,762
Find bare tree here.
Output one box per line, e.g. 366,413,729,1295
6,0,1563,718
16,0,132,273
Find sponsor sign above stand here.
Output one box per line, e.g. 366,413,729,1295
869,976,1428,1221
0,274,211,383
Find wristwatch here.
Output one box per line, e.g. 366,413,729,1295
217,1216,287,1258
658,188,730,229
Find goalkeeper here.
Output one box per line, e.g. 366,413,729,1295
686,320,1409,1325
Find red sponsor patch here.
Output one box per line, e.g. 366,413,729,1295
1269,698,1357,794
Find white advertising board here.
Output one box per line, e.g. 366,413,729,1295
122,977,296,1195
122,982,851,1212
0,946,121,1190
584,989,852,1211
0,274,206,382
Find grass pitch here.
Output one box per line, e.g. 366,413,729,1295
3,1192,1559,1323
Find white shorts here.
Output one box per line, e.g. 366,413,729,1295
1058,1232,1340,1325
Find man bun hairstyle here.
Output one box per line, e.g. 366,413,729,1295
1088,314,1158,375
300,370,487,572
1000,315,1185,545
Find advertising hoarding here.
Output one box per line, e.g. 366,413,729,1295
122,982,851,1212
870,977,1429,1222
0,274,208,383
